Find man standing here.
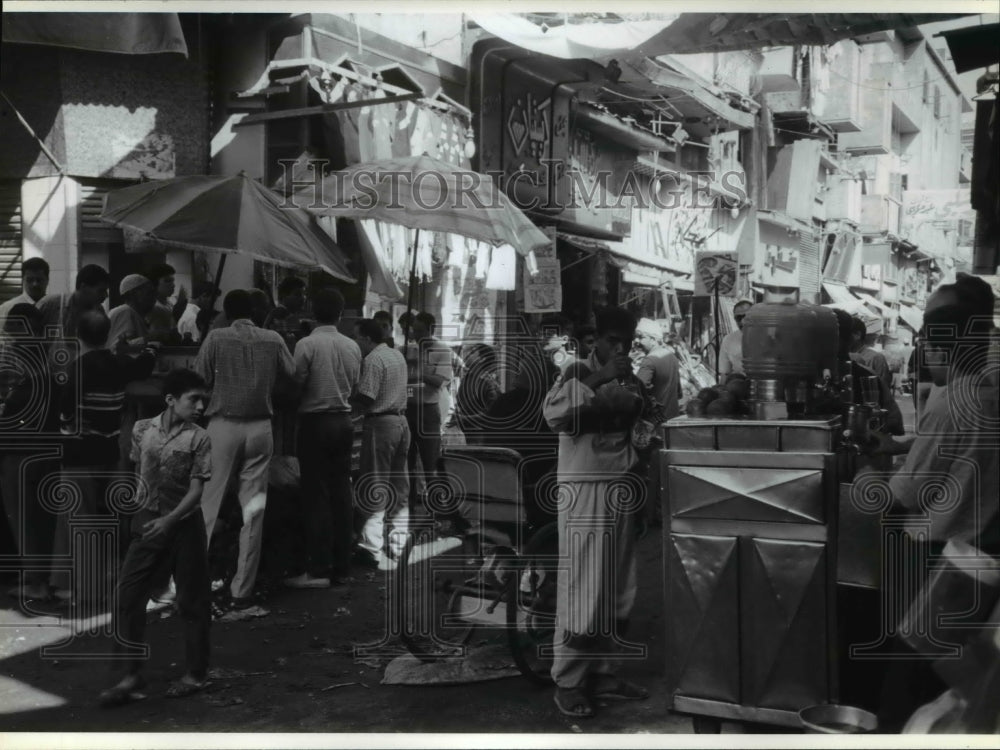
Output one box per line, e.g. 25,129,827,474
37,264,110,340
265,276,312,351
719,299,752,377
146,263,182,344
177,282,218,345
0,257,49,335
543,306,649,718
194,290,295,616
284,287,361,589
633,318,681,420
399,312,453,503
109,275,156,349
871,273,999,730
849,316,893,395
373,310,395,348
352,318,409,570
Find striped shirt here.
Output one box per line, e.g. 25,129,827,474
357,343,408,414
194,319,295,419
60,348,156,466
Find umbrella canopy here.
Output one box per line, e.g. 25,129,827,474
100,172,355,282
292,154,552,257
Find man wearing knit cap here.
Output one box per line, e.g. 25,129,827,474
109,274,156,350
719,299,753,377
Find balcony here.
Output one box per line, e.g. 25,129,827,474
860,194,902,236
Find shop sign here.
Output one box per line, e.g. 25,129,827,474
694,251,738,297
756,245,801,289
477,49,634,237
523,230,562,313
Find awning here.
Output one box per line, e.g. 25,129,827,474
558,231,694,290
821,281,879,327
355,219,404,301
2,12,188,56
853,289,894,318
935,23,1000,74
898,302,924,333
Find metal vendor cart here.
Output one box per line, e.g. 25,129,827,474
661,414,854,732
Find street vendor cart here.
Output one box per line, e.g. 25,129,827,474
660,293,885,732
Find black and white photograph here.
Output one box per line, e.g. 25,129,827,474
0,2,998,746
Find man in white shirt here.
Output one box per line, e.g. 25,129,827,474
718,299,752,377
177,283,217,344
0,257,49,336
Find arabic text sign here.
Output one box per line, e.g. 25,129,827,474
694,251,738,297
901,190,974,233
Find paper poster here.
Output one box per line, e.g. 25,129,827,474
694,251,738,296
523,229,561,313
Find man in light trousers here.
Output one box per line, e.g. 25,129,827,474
542,306,649,719
352,318,410,571
194,289,295,617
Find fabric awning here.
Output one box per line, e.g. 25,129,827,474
355,219,404,300
897,302,924,333
2,12,188,56
822,281,879,327
853,289,895,318
936,23,1000,74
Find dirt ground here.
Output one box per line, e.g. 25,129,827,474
0,524,703,735
1,400,917,737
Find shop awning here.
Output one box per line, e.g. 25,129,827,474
558,231,694,290
898,302,924,333
935,23,1000,74
822,281,878,326
2,12,188,56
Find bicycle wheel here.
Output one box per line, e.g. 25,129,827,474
506,521,560,685
395,527,498,661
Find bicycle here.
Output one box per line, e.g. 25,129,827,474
393,445,560,685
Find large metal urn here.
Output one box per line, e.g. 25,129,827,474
742,295,839,418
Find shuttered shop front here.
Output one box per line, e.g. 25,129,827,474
0,181,23,304
799,231,820,304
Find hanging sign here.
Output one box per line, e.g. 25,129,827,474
694,251,738,297
523,229,561,312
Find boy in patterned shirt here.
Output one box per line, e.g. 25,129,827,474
99,369,213,707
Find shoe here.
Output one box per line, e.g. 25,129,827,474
283,573,331,589
553,686,595,718
217,598,270,622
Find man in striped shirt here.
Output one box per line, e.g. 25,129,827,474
57,310,157,600
352,318,409,570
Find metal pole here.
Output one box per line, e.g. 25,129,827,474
713,275,721,383
403,228,419,349
212,253,227,307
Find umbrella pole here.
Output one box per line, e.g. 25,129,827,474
403,229,419,349
212,254,227,308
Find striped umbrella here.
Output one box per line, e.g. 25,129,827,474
100,172,355,283
292,154,550,344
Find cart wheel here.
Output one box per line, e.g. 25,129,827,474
396,529,494,660
507,522,559,686
692,716,722,734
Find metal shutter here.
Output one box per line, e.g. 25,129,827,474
78,179,129,244
799,230,820,304
0,181,23,304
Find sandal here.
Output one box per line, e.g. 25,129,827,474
165,677,211,698
98,677,147,708
553,686,595,718
591,674,649,701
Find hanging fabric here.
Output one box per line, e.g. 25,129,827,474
485,243,517,291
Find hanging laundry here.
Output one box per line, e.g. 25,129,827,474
393,101,418,157
409,106,433,157
370,84,395,160
474,242,491,280
485,244,517,291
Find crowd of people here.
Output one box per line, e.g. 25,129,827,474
1,256,995,729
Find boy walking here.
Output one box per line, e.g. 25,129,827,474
99,369,213,706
